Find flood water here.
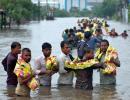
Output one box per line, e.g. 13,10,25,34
0,18,130,100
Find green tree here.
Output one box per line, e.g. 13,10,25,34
54,8,69,17
91,0,120,18
80,9,92,17
69,7,81,17
0,0,38,25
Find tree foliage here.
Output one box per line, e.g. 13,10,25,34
54,8,69,17
0,0,38,25
92,0,120,18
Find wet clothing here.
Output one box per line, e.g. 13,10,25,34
62,32,68,41
77,37,101,59
85,37,101,50
95,45,120,85
58,53,74,85
75,68,93,90
14,59,31,96
64,58,100,90
34,56,52,86
2,54,8,71
100,54,117,85
3,52,18,86
100,72,116,85
15,82,30,97
77,40,88,59
14,58,38,96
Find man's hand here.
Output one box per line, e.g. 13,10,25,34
46,70,52,76
110,57,115,63
93,62,105,68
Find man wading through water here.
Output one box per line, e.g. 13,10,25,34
2,42,21,87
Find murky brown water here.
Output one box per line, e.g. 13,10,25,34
0,18,130,100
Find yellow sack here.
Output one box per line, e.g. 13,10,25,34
65,59,99,69
14,63,32,79
95,46,118,75
76,32,84,40
101,63,116,75
14,59,39,91
46,56,58,70
27,77,39,91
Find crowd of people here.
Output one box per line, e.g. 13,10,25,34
1,18,127,97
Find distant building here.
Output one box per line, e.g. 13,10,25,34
87,0,103,2
63,0,103,11
31,0,103,11
31,0,61,9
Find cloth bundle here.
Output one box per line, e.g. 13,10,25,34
45,56,58,70
14,59,39,91
65,58,99,69
95,45,118,74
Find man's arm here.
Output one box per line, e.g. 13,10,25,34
18,74,34,84
58,56,68,74
110,57,120,67
34,58,53,75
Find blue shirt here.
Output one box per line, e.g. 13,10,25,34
85,37,101,50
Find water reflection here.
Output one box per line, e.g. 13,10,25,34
5,86,16,97
0,28,31,38
38,86,51,96
93,84,119,100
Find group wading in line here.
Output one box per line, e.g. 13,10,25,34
1,18,125,97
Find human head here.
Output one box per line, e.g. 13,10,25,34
42,42,52,58
21,48,31,63
11,42,21,55
73,26,76,30
69,29,74,34
60,41,70,55
124,30,127,33
65,29,69,33
84,48,94,60
84,31,92,39
111,28,115,32
89,24,93,28
95,28,102,35
100,39,109,53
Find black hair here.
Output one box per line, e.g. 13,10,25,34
42,42,52,49
89,24,93,28
11,42,21,49
101,39,109,46
96,28,102,33
124,30,127,33
69,29,74,33
65,29,69,33
84,31,92,39
60,41,68,48
22,48,31,53
73,27,76,30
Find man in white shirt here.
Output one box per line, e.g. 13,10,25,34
58,41,74,86
34,42,57,86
